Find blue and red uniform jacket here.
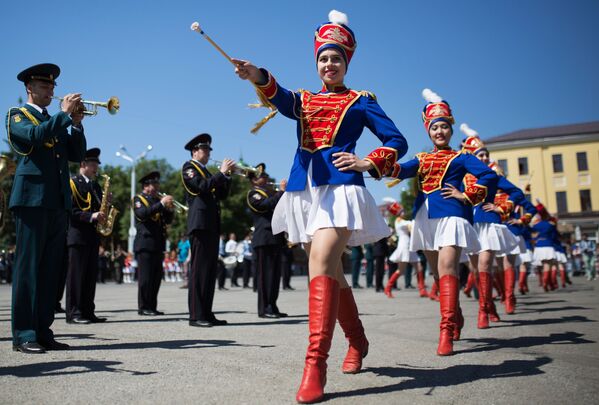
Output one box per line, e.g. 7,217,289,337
531,220,558,248
387,147,498,222
256,70,408,192
521,225,533,250
465,174,525,225
506,198,538,237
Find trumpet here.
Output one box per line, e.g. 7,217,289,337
52,96,120,116
158,192,188,213
209,159,263,177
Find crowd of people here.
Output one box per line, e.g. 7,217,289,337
3,9,598,405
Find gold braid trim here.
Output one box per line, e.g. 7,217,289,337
181,161,215,196
134,194,160,221
69,178,92,211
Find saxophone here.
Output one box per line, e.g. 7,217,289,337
96,174,119,236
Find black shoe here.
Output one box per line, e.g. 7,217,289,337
89,315,107,323
40,340,70,351
67,317,91,324
259,313,280,319
209,317,228,325
243,284,250,289
231,282,240,287
55,306,66,314
13,342,46,354
275,312,288,318
353,284,363,289
189,320,213,327
138,309,157,316
153,310,164,315
218,286,229,291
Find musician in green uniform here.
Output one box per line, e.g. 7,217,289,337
6,63,87,353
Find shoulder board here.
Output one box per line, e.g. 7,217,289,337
415,152,427,159
359,90,376,100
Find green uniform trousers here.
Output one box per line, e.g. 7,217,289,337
11,207,68,345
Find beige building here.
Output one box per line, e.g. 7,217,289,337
484,121,599,237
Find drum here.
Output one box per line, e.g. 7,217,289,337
223,255,238,270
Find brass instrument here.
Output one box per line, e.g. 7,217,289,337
209,160,263,177
0,155,16,232
96,174,119,236
52,96,120,116
158,192,188,213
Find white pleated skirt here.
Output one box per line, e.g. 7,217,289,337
389,244,419,263
474,223,519,254
556,251,567,264
532,246,556,264
519,249,533,264
410,200,480,253
508,235,527,255
271,166,390,247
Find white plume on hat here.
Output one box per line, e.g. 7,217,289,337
422,88,443,103
382,197,396,204
460,123,479,137
329,10,349,26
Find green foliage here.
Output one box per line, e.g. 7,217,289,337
398,177,417,220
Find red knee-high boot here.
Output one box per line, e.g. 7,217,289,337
417,270,428,297
494,270,506,302
384,271,401,298
504,267,516,315
337,288,369,374
560,268,567,288
437,275,458,356
523,270,530,293
518,269,527,295
550,268,558,290
463,272,476,298
542,271,550,292
477,272,491,329
296,276,340,404
429,279,440,301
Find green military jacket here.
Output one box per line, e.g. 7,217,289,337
5,104,87,210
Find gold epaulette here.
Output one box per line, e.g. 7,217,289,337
359,90,376,100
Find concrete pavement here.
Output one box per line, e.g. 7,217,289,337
1,275,598,404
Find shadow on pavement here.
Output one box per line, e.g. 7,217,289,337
516,299,567,306
74,339,274,351
458,331,594,354
516,305,592,314
329,356,552,400
486,315,596,328
0,360,156,378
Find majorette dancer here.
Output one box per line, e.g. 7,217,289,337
384,202,426,298
385,89,498,355
531,201,558,292
460,126,523,324
233,10,407,403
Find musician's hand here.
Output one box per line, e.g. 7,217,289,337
441,183,466,202
220,158,236,175
231,58,266,84
60,93,83,114
92,211,106,222
279,178,287,192
161,195,174,208
332,152,373,172
70,109,84,126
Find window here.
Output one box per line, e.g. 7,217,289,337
577,152,588,171
497,159,508,177
552,154,563,173
518,157,528,175
580,189,592,212
556,191,568,214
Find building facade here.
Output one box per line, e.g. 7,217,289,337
484,121,599,238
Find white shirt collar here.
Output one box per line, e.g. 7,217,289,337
26,103,43,114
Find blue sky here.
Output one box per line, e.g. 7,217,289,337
2,0,598,203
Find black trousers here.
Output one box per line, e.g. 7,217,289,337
242,258,252,287
136,251,163,311
11,208,67,345
56,244,68,309
255,245,282,316
281,255,292,288
217,260,226,289
374,256,386,291
66,241,100,320
189,231,219,321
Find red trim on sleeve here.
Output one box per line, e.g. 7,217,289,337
364,147,398,179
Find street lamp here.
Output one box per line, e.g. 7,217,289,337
116,144,153,253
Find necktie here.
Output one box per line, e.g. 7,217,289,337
42,108,50,119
